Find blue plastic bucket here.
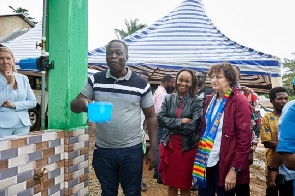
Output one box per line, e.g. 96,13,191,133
87,102,113,123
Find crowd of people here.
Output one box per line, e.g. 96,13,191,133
70,40,294,196
1,41,295,196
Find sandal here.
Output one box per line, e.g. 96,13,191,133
141,182,147,191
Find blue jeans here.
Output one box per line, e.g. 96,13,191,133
198,163,250,196
92,143,143,196
154,127,163,178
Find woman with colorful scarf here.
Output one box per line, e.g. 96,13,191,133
157,68,203,196
192,62,252,196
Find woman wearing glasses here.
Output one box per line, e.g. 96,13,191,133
193,62,252,196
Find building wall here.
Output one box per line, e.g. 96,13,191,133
0,128,89,196
0,16,31,38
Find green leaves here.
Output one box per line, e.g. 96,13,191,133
114,18,147,39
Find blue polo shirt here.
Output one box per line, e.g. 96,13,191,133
277,100,295,195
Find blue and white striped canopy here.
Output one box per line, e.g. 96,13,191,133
88,0,281,78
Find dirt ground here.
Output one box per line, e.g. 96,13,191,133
88,123,267,196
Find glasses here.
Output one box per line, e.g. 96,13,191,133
196,75,205,79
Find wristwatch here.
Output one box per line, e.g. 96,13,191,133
230,166,240,173
267,165,278,172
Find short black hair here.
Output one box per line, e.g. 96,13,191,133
140,71,149,78
174,68,197,97
195,71,207,77
161,74,173,83
106,39,128,53
269,87,288,101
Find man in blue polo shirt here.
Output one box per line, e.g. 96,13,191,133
277,100,295,196
70,40,158,195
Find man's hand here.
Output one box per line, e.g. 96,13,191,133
224,169,237,191
267,171,278,188
70,94,91,113
146,147,157,170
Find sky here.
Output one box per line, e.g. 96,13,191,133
0,0,294,60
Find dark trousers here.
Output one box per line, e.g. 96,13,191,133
92,143,143,196
266,179,294,196
154,127,163,178
198,163,250,196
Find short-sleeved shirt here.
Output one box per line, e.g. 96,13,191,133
260,112,279,173
277,100,295,181
153,86,167,114
277,101,295,194
277,100,295,153
81,68,154,148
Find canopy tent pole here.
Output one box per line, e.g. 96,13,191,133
271,76,282,88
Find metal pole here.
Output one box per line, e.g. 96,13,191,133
41,70,46,130
41,0,47,130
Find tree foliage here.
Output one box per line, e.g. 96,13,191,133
9,6,37,24
282,57,295,94
114,18,147,39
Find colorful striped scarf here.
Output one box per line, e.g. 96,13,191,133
192,88,232,188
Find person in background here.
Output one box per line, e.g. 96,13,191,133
234,65,260,166
191,71,215,192
153,74,174,184
195,71,215,99
139,71,150,192
0,46,37,137
277,100,295,196
193,62,252,196
260,87,289,195
70,40,158,195
158,68,203,196
268,98,295,196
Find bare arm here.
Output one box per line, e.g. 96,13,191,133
70,93,92,113
268,152,282,187
142,105,158,170
143,119,148,131
263,141,277,149
143,105,158,151
270,152,283,168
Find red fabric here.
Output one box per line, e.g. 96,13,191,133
159,134,197,189
158,99,197,189
176,100,182,118
200,89,252,186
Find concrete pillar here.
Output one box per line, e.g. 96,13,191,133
47,0,88,129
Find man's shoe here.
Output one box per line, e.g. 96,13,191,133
141,182,147,192
157,177,163,184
